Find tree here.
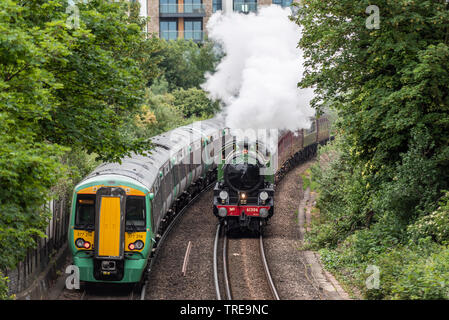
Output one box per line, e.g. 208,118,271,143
0,0,161,297
172,87,220,118
155,39,221,90
296,0,449,218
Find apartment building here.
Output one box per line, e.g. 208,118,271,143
137,0,295,41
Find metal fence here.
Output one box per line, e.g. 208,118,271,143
5,196,71,296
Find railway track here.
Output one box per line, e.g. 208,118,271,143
213,223,280,300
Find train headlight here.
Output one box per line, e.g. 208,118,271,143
259,208,269,218
218,207,228,217
75,238,85,248
83,241,91,249
259,191,269,201
128,243,136,250
134,240,144,250
219,191,228,200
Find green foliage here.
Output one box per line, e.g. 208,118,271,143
0,272,12,300
155,39,221,90
298,1,449,299
296,0,449,177
130,87,196,138
0,0,161,298
408,192,449,244
172,87,220,118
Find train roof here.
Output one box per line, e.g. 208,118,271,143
77,117,226,191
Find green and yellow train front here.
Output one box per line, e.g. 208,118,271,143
68,175,153,283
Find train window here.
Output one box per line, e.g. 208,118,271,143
125,196,146,231
75,194,95,229
306,121,316,134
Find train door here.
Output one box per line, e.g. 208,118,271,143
162,162,173,212
177,149,187,192
212,131,220,168
172,157,178,199
189,143,195,183
152,176,163,232
194,139,202,179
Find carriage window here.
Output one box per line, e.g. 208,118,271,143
125,196,146,231
75,194,95,230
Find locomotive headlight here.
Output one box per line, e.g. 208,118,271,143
219,190,228,200
218,207,228,217
240,193,246,199
259,191,269,201
75,238,85,248
134,240,144,250
259,208,269,218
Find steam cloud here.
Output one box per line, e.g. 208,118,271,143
202,5,315,131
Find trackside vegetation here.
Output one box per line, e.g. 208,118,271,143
0,0,220,298
296,1,449,299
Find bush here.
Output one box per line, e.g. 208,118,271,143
408,192,449,244
306,132,449,299
172,87,220,119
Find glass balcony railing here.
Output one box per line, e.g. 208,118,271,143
159,3,206,14
159,30,204,42
233,1,257,13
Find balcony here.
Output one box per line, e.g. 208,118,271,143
160,30,204,42
233,1,257,13
159,4,206,18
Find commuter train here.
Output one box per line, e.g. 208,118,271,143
68,118,230,284
213,115,332,233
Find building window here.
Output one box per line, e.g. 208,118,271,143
272,0,292,7
233,0,257,13
213,0,222,12
184,20,202,42
160,0,178,14
160,20,178,40
184,0,203,13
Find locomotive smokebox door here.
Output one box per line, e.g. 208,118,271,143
93,187,126,280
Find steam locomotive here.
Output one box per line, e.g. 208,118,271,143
213,115,332,233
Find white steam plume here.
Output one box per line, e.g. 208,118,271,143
202,5,315,131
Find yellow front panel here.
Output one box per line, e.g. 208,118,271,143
98,197,121,257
